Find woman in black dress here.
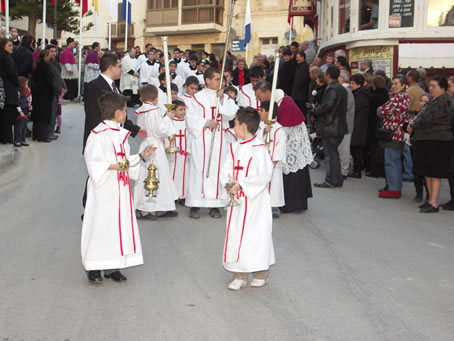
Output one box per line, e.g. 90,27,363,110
31,49,54,142
0,38,20,144
408,75,454,213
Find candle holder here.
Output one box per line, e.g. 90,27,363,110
264,119,275,148
225,181,240,207
164,103,180,154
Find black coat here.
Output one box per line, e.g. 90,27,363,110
313,80,348,137
232,68,250,86
278,59,296,96
83,75,140,152
351,86,371,146
12,45,34,78
368,88,389,143
0,52,19,105
291,61,310,103
31,60,54,123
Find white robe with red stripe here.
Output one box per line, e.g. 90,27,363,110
256,121,287,207
220,136,275,273
166,118,190,199
185,88,239,207
237,83,260,110
82,120,143,271
133,102,178,212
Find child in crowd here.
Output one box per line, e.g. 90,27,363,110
224,85,238,104
237,66,264,110
169,61,185,96
195,61,205,88
258,101,287,218
15,76,31,147
171,83,179,102
181,76,199,113
220,107,274,290
133,84,179,220
82,92,156,283
167,100,190,201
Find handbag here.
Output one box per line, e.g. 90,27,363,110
376,127,394,141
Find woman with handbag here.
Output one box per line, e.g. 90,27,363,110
377,75,410,198
408,75,454,213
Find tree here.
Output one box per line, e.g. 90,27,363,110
9,0,81,37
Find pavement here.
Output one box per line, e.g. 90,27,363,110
0,143,16,171
0,101,454,341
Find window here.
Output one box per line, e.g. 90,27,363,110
182,0,224,24
192,44,205,56
427,0,454,27
359,0,379,30
147,0,178,26
261,38,278,45
339,0,351,34
389,0,414,28
149,0,178,9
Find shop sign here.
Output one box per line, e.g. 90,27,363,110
289,0,316,17
349,46,395,77
389,0,414,28
232,40,247,52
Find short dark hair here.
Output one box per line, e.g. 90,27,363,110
173,47,181,52
406,69,420,82
431,75,449,91
98,93,127,120
196,60,205,66
100,53,120,72
235,107,260,134
325,65,340,80
140,84,158,101
145,43,152,49
392,74,407,86
169,60,177,67
224,85,238,96
185,76,200,87
66,37,74,45
173,99,185,109
373,75,386,89
158,72,166,81
291,42,299,49
295,50,306,59
189,53,198,61
260,101,279,119
351,73,365,86
204,67,220,82
253,80,271,92
171,83,179,93
92,42,100,49
283,48,292,56
249,66,265,79
224,70,233,78
46,44,57,51
336,55,348,67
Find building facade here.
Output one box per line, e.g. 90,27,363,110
316,0,454,76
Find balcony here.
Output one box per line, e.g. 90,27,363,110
110,23,135,38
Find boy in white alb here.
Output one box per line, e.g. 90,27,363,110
133,85,179,220
82,93,157,283
237,66,264,110
139,49,160,88
220,107,275,290
167,100,190,200
185,68,239,219
257,101,287,218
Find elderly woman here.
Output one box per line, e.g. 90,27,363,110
408,76,454,213
0,38,20,144
377,75,410,198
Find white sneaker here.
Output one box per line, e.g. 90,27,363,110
228,279,247,290
250,278,268,288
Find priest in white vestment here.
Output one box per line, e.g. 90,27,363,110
120,48,140,106
185,68,239,219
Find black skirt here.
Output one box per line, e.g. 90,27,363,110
413,140,452,178
281,166,313,213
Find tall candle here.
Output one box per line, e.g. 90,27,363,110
161,36,172,105
268,50,281,121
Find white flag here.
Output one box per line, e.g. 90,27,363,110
106,0,118,22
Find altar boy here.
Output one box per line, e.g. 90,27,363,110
220,107,274,290
82,93,156,283
257,101,287,218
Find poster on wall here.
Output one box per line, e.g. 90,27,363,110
389,0,414,28
349,46,395,77
289,0,316,16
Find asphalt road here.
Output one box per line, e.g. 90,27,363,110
1,101,453,341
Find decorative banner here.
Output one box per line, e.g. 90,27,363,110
349,46,395,77
289,0,316,17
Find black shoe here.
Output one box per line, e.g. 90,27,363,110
136,210,158,221
14,142,21,147
159,210,178,218
21,143,29,146
104,271,127,282
81,214,84,222
418,202,431,209
189,207,200,219
55,127,61,134
348,172,362,179
441,200,454,211
87,270,103,282
412,193,423,203
365,172,379,178
378,186,388,192
272,213,280,219
342,175,348,180
49,135,59,141
314,182,335,188
420,205,439,213
209,208,222,218
39,139,51,143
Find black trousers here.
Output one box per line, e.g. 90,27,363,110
350,145,364,174
123,89,140,106
0,105,17,143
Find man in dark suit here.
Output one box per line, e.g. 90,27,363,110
291,50,310,115
82,53,147,283
83,53,146,152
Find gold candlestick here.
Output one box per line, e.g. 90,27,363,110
144,163,160,197
264,119,275,148
164,103,180,154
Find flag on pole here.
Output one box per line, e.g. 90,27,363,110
121,0,131,25
76,0,88,17
244,0,251,44
92,0,98,33
287,0,293,31
51,0,55,7
1,0,5,12
106,0,118,22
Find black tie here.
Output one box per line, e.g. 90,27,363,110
112,81,119,94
